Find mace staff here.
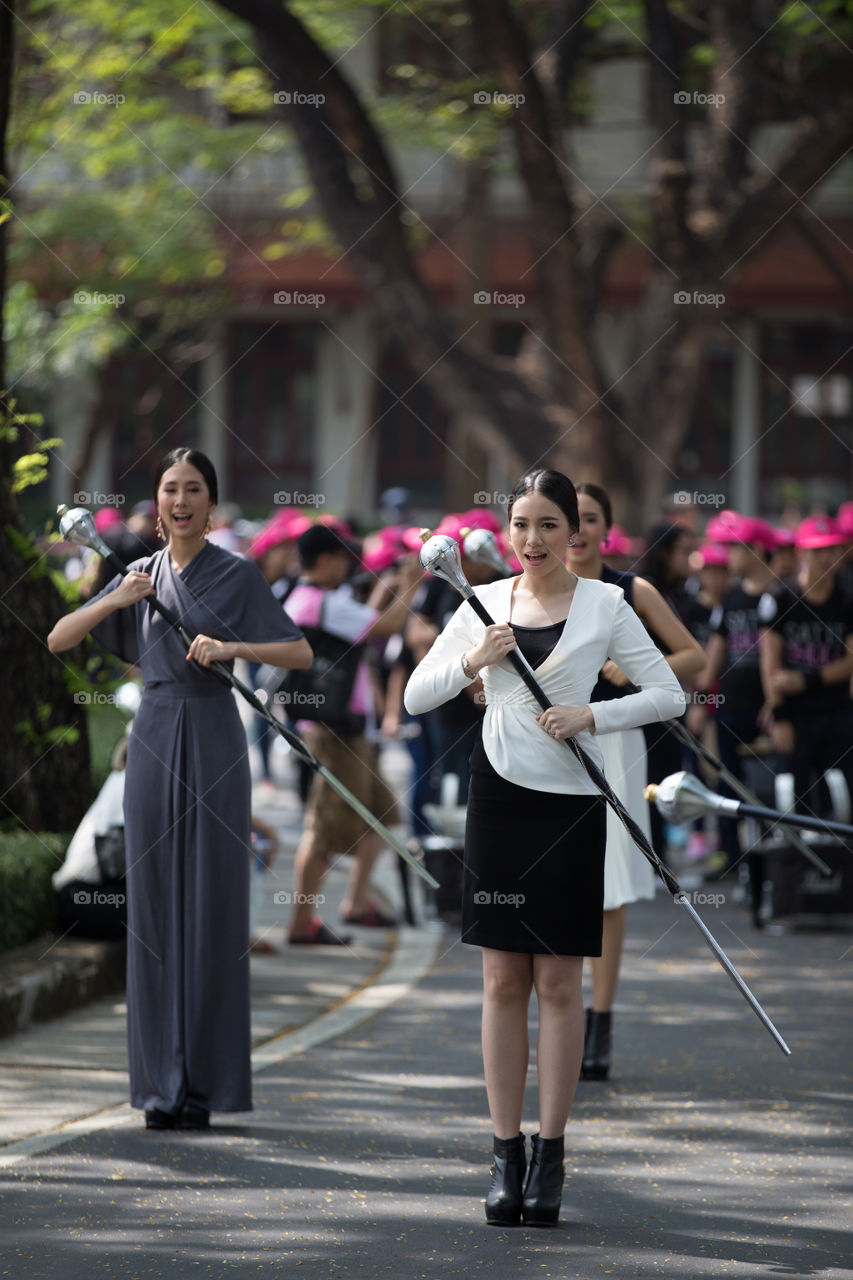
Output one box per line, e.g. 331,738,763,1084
647,769,853,840
56,505,439,891
462,528,831,878
419,529,791,1056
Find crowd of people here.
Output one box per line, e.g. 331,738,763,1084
46,455,853,1225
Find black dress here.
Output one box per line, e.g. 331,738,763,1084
461,621,607,957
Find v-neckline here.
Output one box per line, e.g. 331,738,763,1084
170,541,210,578
508,572,580,633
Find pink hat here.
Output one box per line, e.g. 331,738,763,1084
739,517,777,552
836,501,853,538
434,513,468,545
698,543,729,567
706,511,776,551
773,527,796,548
361,527,407,574
94,508,123,532
316,514,357,541
601,524,632,556
460,509,504,537
402,525,426,552
795,515,846,549
704,510,742,543
249,513,312,560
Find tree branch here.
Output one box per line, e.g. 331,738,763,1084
466,0,607,403
214,0,567,456
713,89,853,267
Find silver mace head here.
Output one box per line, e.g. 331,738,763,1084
644,770,740,824
56,504,112,560
460,526,511,577
418,529,473,599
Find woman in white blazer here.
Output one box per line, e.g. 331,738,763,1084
404,469,684,1228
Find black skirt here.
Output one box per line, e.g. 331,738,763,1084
462,734,607,956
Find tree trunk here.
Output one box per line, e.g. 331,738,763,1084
0,0,93,834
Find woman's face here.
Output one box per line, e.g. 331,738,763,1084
566,492,608,570
156,461,213,543
509,491,576,577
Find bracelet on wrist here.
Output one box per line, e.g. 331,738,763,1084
461,652,476,680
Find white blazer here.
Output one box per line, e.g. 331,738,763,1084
404,575,685,795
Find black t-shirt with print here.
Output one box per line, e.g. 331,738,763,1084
757,579,853,719
712,582,765,716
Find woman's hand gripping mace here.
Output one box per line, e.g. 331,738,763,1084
56,505,439,890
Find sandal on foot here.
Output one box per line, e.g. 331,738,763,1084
289,917,352,946
340,903,396,928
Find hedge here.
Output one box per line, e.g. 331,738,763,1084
0,831,67,954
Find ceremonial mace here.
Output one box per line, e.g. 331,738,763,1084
462,526,831,878
647,770,853,841
419,529,790,1055
56,505,439,891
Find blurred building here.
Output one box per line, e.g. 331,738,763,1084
39,26,853,525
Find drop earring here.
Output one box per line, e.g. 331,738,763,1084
155,515,165,541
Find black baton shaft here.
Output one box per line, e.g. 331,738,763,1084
729,802,853,841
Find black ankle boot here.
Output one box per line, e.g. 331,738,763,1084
485,1133,526,1226
522,1133,564,1226
581,1009,612,1081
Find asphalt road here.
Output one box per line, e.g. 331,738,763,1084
1,886,851,1280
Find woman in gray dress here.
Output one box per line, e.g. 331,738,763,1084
48,448,312,1130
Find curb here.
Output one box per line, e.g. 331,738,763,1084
0,923,444,1166
0,935,126,1039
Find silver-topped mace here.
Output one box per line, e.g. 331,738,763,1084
419,529,790,1055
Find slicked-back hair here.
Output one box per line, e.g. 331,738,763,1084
153,448,219,506
507,468,579,533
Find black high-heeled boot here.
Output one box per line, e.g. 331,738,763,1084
484,1133,526,1226
522,1132,564,1226
581,1009,612,1081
